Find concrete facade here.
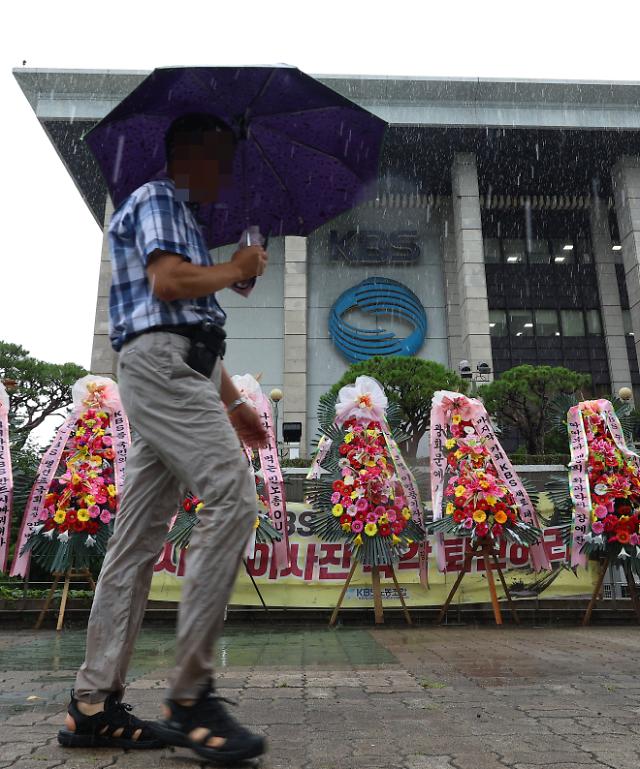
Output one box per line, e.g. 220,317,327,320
90,198,117,378
283,236,308,452
451,154,493,376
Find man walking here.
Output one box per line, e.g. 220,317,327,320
58,113,269,764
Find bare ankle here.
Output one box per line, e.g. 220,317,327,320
77,700,105,716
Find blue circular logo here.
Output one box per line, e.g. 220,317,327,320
329,277,427,363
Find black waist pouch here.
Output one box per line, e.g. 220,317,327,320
185,322,227,378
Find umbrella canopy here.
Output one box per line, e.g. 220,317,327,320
85,66,387,248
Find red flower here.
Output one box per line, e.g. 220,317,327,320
104,448,116,461
86,520,99,535
43,519,55,531
392,521,405,534
332,480,345,492
183,498,193,512
355,512,366,523
72,520,85,532
617,530,631,544
57,522,69,533
604,515,618,532
340,514,352,526
475,522,489,538
338,445,349,456
453,510,466,524
379,523,392,537
67,512,77,524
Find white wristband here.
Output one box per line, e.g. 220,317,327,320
227,397,248,414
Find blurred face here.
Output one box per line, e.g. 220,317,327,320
169,130,236,203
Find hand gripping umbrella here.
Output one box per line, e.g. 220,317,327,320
84,66,387,249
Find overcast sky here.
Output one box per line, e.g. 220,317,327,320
3,0,640,375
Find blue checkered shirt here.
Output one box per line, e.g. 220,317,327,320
108,179,226,351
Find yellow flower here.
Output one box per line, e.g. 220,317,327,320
196,502,204,513
494,510,507,524
402,507,411,520
91,455,102,465
364,458,376,468
350,491,358,500
445,438,456,450
341,522,352,532
85,495,96,507
446,502,455,516
452,414,462,424
454,485,466,497
72,474,81,486
473,510,487,523
75,427,86,437
353,534,363,546
53,510,66,524
332,504,344,517
454,450,463,460
485,495,497,506
344,476,354,486
254,516,260,529
77,508,90,522
364,522,378,537
378,515,389,525
392,534,401,545
344,433,353,444
107,484,116,497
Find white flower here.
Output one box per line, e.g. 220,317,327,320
85,535,96,548
58,531,69,544
44,529,54,540
335,376,388,426
618,548,630,561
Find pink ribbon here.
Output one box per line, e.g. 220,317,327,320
380,424,428,587
305,435,333,484
430,390,550,573
567,405,592,568
109,405,130,497
255,393,290,571
9,412,78,578
0,401,13,573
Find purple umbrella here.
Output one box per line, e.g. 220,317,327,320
84,66,387,248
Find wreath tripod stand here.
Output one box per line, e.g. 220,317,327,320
436,538,520,626
35,568,96,631
582,555,640,626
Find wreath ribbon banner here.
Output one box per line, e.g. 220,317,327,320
0,398,13,572
567,405,592,569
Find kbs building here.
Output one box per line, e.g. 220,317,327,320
15,69,640,452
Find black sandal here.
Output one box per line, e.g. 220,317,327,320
58,690,164,749
152,683,266,765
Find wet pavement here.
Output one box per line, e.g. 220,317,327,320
1,623,640,768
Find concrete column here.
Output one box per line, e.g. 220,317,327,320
283,236,308,456
90,198,117,378
612,157,640,367
590,195,633,394
451,153,493,375
440,197,464,369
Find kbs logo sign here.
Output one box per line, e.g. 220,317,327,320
329,229,420,264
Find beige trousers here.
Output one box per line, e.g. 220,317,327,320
75,332,257,703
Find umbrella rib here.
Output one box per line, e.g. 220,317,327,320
253,105,348,120
256,124,362,174
251,133,305,230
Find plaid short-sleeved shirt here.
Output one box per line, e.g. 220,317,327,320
108,179,226,351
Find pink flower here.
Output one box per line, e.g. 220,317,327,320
331,492,341,504
347,505,357,516
95,493,107,505
592,521,605,535
373,505,386,517
631,534,640,546
356,498,369,513
102,436,113,447
594,505,608,520
88,505,101,519
386,510,397,523
351,520,364,533
39,508,52,521
492,523,504,537
463,518,474,529
99,511,111,524
366,512,378,524
395,496,406,509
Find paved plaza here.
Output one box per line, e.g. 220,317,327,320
1,623,640,769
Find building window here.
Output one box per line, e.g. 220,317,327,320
585,309,603,336
528,239,551,264
484,238,501,263
489,309,507,336
561,309,586,337
509,309,534,337
503,239,525,264
577,237,592,264
535,309,560,336
623,309,634,337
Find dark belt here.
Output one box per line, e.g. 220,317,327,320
125,323,201,344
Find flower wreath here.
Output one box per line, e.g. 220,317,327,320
565,399,640,567
428,391,549,572
0,382,13,572
13,376,129,575
305,376,425,566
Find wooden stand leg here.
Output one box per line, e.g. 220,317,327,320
244,559,269,613
482,547,503,626
56,571,72,632
35,573,61,630
83,569,96,592
491,552,520,625
583,557,609,627
436,547,475,625
624,562,640,624
371,566,384,625
389,565,412,626
329,560,358,627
